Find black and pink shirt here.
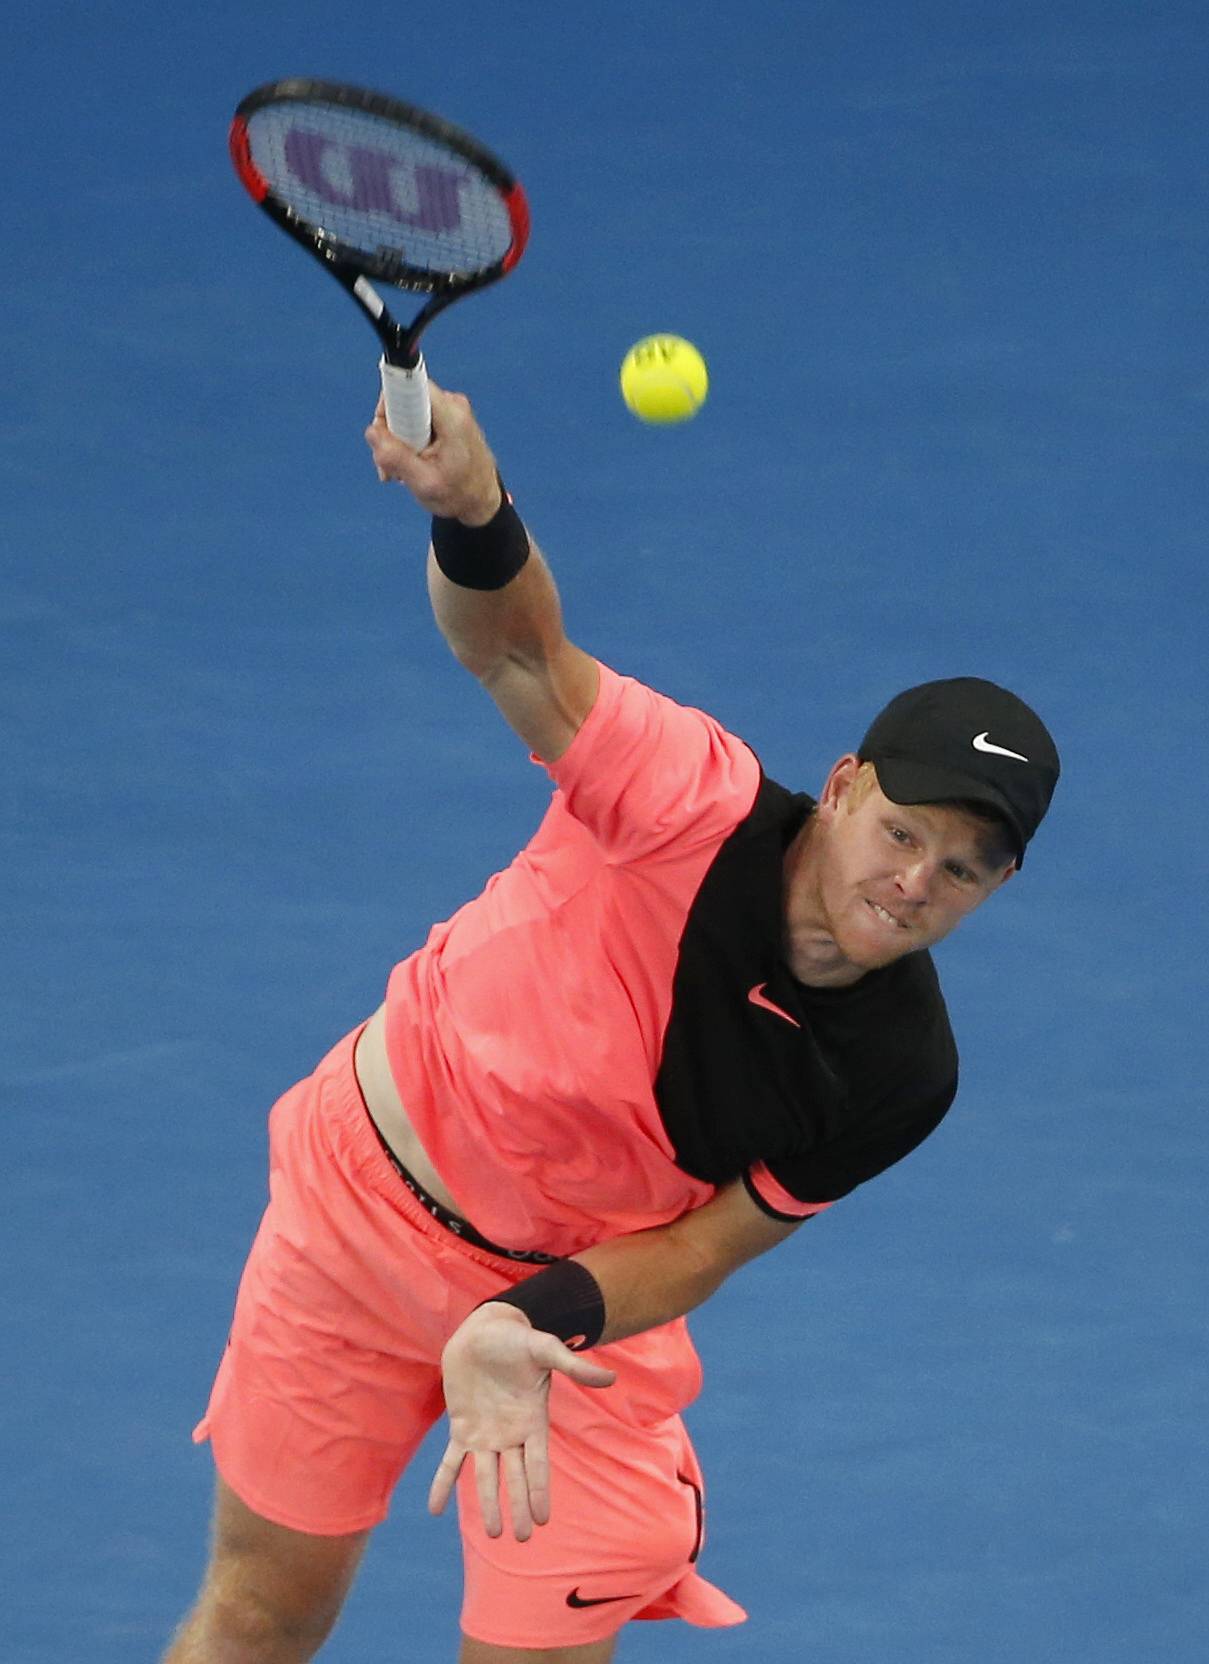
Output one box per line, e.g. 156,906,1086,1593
385,662,957,1257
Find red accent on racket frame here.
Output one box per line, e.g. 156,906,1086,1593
502,183,531,271
228,117,268,202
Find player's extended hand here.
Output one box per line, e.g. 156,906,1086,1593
429,1303,616,1541
364,381,502,525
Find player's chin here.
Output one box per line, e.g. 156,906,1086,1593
850,940,917,971
841,908,921,967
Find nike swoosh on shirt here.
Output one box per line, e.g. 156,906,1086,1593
566,1588,638,1608
972,731,1029,762
747,983,801,1028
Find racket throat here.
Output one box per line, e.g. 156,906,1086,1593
349,274,418,368
382,341,423,371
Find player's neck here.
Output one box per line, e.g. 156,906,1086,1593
783,929,867,989
781,821,867,989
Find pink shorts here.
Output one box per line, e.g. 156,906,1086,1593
193,1026,746,1647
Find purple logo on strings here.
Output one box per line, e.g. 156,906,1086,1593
284,128,464,231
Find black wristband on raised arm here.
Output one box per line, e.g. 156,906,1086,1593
480,1259,606,1351
430,474,530,590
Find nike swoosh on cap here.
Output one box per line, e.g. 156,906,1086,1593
972,731,1030,762
566,1588,637,1608
747,983,801,1028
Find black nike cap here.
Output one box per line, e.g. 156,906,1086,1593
858,678,1060,868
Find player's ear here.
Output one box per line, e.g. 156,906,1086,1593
818,754,861,816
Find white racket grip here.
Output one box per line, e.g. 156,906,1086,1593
379,354,432,450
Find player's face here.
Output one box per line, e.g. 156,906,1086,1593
800,758,1016,973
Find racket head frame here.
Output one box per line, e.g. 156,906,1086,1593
229,78,530,369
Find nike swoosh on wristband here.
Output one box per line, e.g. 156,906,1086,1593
566,1588,638,1608
972,731,1030,762
747,983,801,1028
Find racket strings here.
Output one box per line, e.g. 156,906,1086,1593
245,102,515,279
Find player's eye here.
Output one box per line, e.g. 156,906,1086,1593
945,861,974,884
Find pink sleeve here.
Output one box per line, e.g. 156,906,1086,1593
744,1162,836,1222
544,661,761,862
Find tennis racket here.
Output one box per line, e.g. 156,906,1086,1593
229,78,530,448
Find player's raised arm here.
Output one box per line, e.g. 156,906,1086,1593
365,383,599,762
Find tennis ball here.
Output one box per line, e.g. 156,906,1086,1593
620,335,708,424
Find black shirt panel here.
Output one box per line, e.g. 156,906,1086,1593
768,956,958,1203
653,773,959,1204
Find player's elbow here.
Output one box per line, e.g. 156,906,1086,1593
441,631,505,680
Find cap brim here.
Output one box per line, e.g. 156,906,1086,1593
871,757,1026,867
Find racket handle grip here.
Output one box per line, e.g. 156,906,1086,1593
379,354,432,450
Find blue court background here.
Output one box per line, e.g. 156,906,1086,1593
4,2,1206,1659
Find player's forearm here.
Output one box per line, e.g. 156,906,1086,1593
426,537,566,678
569,1218,730,1346
365,382,566,675
479,1181,802,1351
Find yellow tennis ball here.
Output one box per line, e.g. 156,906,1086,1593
620,335,709,424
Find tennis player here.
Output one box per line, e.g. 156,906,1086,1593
163,384,1059,1664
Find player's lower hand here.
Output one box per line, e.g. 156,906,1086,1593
429,1303,616,1541
364,381,502,524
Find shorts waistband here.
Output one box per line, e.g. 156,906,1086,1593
356,1051,558,1268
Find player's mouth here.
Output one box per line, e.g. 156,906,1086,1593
865,898,911,932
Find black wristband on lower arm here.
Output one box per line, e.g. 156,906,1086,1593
481,1259,606,1351
431,475,530,590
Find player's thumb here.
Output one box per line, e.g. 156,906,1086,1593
365,419,422,481
540,1338,617,1389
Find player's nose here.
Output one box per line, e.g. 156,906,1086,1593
894,859,934,905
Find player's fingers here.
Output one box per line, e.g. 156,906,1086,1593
364,421,391,459
424,386,455,440
366,420,417,459
365,425,423,485
523,1430,551,1527
427,1440,466,1517
426,382,477,440
500,1446,534,1542
473,1449,503,1539
365,442,399,484
367,437,388,481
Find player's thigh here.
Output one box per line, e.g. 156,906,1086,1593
456,1329,742,1652
196,1475,370,1637
459,1639,616,1664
